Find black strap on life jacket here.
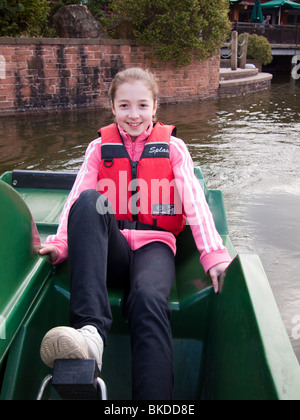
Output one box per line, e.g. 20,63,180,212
117,220,166,232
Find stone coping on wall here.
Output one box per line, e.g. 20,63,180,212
219,70,273,98
0,37,138,46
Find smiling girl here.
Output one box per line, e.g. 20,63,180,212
39,68,232,400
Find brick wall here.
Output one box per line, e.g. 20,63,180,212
0,38,220,115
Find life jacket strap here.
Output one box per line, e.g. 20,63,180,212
117,220,166,232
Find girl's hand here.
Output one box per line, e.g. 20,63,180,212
39,244,59,263
209,262,230,294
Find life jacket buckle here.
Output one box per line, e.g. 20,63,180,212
104,159,113,168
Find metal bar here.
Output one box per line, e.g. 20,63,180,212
97,377,108,400
36,375,53,400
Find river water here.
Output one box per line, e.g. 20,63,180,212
0,74,300,362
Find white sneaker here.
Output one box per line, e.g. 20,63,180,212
40,325,104,371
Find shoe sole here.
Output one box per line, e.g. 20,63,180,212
40,327,89,368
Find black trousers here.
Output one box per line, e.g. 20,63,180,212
67,189,176,400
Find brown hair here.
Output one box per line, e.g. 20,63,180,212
109,67,159,105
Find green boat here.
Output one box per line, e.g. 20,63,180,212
0,168,300,400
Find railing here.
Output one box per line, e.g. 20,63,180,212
222,31,249,70
232,22,300,45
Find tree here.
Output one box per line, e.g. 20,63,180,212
0,0,50,37
108,0,231,66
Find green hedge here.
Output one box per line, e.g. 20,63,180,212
109,0,231,66
0,0,50,37
246,34,273,66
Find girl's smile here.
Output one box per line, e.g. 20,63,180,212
111,80,157,141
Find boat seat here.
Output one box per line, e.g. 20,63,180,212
105,226,204,314
107,280,179,310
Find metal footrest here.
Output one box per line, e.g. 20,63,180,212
37,359,107,400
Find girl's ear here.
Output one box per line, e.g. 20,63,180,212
153,100,158,117
111,101,116,116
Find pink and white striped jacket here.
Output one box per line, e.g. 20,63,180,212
45,124,232,273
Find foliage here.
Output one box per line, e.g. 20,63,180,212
245,34,273,66
0,0,50,37
108,0,231,66
0,0,107,37
84,0,107,21
0,0,231,59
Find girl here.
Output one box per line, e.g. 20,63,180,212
39,68,232,400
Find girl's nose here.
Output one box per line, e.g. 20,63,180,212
128,107,139,119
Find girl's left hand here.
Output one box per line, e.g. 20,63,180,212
209,262,231,294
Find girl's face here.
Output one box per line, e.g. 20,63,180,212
111,80,157,141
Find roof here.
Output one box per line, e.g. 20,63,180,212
261,0,300,8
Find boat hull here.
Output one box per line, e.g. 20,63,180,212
0,169,299,400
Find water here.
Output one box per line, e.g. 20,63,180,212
0,74,300,361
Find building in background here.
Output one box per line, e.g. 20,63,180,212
229,0,300,24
